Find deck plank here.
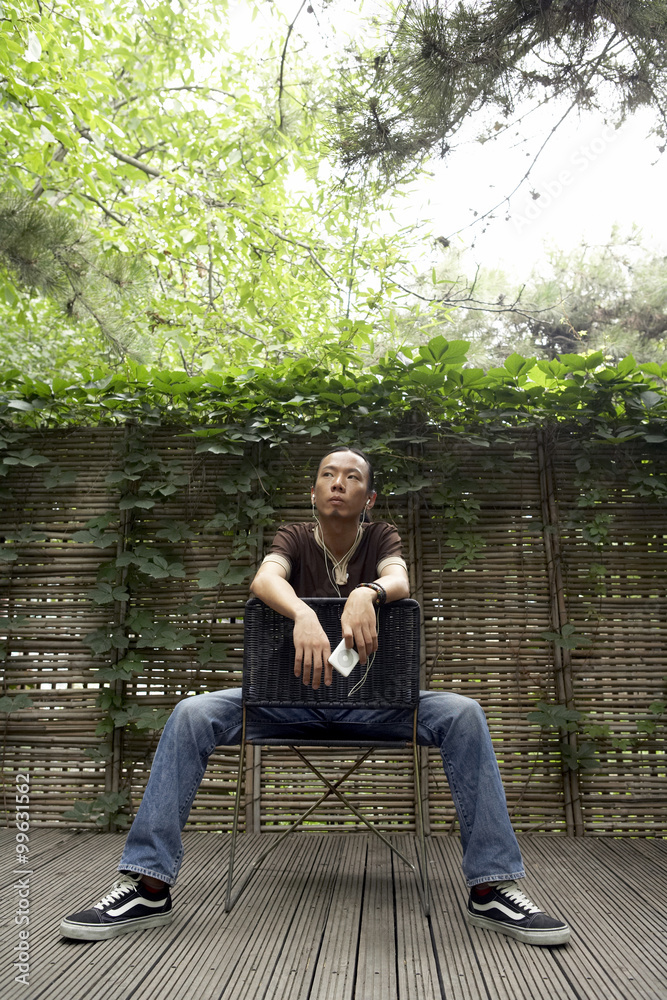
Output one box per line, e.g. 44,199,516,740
391,835,440,1000
355,835,397,1000
307,834,367,1000
1,831,666,1000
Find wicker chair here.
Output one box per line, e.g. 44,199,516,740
225,597,429,915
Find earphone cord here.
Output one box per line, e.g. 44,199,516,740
319,523,363,598
347,604,380,698
323,548,342,597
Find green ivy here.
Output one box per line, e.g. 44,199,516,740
528,699,667,772
1,340,666,441
62,792,131,829
2,337,666,825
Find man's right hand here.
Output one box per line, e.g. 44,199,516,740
293,607,332,690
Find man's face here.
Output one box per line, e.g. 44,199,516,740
313,450,376,522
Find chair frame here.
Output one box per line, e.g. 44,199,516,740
224,598,430,916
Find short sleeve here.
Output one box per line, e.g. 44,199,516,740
261,523,306,581
375,523,403,560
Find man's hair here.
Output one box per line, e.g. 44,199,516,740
317,446,375,492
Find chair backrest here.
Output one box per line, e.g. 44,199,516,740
243,598,421,709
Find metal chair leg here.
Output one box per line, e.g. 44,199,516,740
412,717,430,916
224,708,247,912
291,744,431,917
225,709,429,917
224,746,377,912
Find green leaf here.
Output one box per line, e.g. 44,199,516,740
527,701,583,730
197,640,229,665
84,627,129,654
538,626,592,649
118,496,157,510
0,693,34,713
639,390,663,409
197,559,252,589
561,741,598,772
87,583,129,604
94,655,144,682
616,355,636,376
119,704,171,731
503,352,526,376
43,466,79,488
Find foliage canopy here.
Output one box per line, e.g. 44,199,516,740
334,0,667,172
0,0,414,375
2,336,666,455
404,233,667,367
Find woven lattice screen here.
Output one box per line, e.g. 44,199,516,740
1,428,665,836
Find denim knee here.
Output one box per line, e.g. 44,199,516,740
161,689,243,754
417,690,491,746
449,693,488,728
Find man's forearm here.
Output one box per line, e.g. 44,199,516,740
250,568,313,622
372,570,410,603
250,567,331,687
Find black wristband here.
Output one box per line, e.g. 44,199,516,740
357,582,386,605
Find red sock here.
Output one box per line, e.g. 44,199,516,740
473,883,492,896
142,880,166,894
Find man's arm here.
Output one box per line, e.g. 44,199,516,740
250,562,410,689
340,566,410,665
250,562,333,690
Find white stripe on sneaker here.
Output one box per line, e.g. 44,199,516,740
107,897,167,917
471,900,529,922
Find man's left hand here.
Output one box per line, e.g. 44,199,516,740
341,587,378,665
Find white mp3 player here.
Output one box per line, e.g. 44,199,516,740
328,638,359,677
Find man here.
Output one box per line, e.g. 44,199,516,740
60,446,570,946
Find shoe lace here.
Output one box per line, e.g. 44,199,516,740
495,880,541,914
94,875,139,910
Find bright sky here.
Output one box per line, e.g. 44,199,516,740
411,106,667,279
231,0,667,281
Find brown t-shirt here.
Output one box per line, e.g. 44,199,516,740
263,521,406,599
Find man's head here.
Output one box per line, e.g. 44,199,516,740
311,447,376,522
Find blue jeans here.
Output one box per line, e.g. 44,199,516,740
119,689,525,888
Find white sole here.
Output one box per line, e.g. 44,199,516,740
466,911,571,946
59,910,173,941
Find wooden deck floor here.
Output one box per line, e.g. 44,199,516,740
1,830,666,1000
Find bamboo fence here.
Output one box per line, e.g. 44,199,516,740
1,427,665,837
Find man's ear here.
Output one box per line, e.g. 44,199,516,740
366,491,377,509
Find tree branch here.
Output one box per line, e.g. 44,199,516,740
80,193,128,226
31,144,68,200
108,148,161,178
277,0,308,130
445,31,623,242
266,225,342,290
206,220,216,311
388,275,563,323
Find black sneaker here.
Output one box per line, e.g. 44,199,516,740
466,880,570,946
59,873,172,940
